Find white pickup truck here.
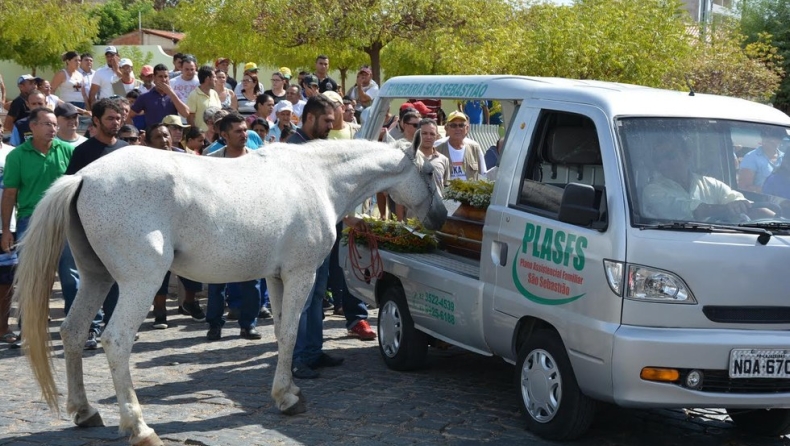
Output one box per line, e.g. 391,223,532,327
342,75,790,440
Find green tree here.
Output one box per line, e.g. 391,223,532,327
739,0,790,111
89,0,135,44
0,1,98,73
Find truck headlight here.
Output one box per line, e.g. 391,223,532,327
626,265,696,304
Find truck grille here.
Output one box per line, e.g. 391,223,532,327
702,306,790,324
679,369,790,394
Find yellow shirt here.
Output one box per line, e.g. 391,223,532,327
187,88,222,132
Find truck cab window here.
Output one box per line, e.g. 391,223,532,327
517,111,607,227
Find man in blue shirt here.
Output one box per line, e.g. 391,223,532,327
128,64,190,130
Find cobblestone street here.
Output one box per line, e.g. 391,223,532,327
1,287,789,446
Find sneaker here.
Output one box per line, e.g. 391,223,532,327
180,301,206,322
152,313,169,330
292,361,320,379
347,320,376,341
207,326,222,341
240,327,262,340
310,352,344,368
258,307,272,319
84,332,98,350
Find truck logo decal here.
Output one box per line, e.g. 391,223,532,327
511,223,587,306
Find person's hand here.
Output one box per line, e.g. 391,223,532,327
726,200,752,216
155,80,175,96
345,216,367,232
1,232,14,253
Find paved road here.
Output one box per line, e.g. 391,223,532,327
1,289,789,446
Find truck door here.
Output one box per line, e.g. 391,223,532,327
487,105,625,375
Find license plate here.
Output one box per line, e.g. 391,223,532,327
729,349,790,378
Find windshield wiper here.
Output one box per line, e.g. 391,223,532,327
738,221,790,231
641,221,772,245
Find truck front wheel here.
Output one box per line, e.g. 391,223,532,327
726,408,790,437
378,287,428,371
516,330,596,440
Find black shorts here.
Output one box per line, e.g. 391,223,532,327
0,264,15,285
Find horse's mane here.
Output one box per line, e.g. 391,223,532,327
252,139,417,165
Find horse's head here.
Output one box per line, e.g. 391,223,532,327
388,143,447,230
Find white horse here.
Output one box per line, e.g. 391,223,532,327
15,139,446,446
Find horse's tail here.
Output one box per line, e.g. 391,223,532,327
14,174,83,412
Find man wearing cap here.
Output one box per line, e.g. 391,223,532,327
9,90,46,146
162,115,189,151
139,65,154,94
170,55,199,105
128,64,191,130
214,57,237,90
187,66,221,132
88,46,122,109
234,62,264,97
112,58,143,97
314,55,338,93
54,102,88,147
347,66,379,117
436,111,487,181
3,75,37,133
300,74,320,101
268,101,297,143
279,67,292,87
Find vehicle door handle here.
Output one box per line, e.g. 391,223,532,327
491,241,508,267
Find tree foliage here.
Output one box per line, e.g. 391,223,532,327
739,0,790,111
0,0,98,72
89,0,180,44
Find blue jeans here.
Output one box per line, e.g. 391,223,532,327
17,216,109,334
227,279,268,309
329,222,368,329
294,256,329,365
206,280,261,330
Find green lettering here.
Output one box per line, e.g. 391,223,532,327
563,234,576,267
522,223,535,254
532,225,542,257
573,236,588,271
552,231,566,265
540,228,554,261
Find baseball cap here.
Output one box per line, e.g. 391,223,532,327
140,65,153,76
161,115,189,128
55,102,79,118
279,67,292,79
119,58,133,68
401,101,430,116
17,74,35,84
446,110,469,123
104,46,118,55
322,91,343,107
215,57,230,67
244,62,259,72
302,74,318,86
274,101,294,114
358,65,372,75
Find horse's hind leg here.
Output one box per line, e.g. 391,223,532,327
102,279,165,446
61,269,113,428
266,277,300,398
271,271,315,415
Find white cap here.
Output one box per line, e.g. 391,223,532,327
104,45,118,55
119,58,133,68
275,101,294,114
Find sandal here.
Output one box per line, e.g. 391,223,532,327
0,332,18,344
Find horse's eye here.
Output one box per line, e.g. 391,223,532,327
427,171,433,176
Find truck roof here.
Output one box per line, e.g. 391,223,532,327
379,75,790,126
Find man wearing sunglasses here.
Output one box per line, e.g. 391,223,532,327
435,110,487,181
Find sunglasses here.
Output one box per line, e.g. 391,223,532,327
121,136,139,142
403,122,419,128
447,123,466,129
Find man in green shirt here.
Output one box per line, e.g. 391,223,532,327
0,107,99,349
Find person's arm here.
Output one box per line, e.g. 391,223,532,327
376,192,388,220
230,91,238,111
87,83,100,109
0,75,5,108
737,168,759,193
10,126,21,146
156,81,190,118
50,70,66,94
483,102,490,125
1,188,17,253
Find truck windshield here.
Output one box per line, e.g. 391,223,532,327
617,117,790,227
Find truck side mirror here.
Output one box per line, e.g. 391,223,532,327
558,183,599,227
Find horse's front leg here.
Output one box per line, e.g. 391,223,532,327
271,269,316,415
103,279,165,446
266,276,283,343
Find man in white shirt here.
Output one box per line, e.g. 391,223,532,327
169,55,199,105
286,84,306,124
88,46,121,109
434,111,486,181
347,66,379,114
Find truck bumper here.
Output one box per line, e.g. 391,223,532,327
610,325,790,408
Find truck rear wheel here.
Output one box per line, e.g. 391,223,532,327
516,330,595,440
378,287,428,371
726,408,790,437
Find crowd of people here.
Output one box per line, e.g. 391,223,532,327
0,46,504,379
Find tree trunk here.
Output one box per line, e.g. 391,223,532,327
338,68,348,95
365,41,384,85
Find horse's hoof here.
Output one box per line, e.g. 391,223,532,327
296,390,307,404
133,432,164,446
74,411,104,427
281,398,307,416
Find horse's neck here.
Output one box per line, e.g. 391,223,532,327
323,148,408,220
